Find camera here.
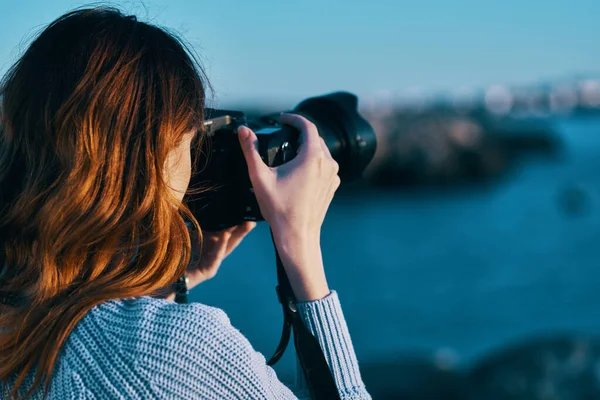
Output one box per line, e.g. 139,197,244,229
187,92,377,231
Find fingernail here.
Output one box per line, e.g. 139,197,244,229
237,125,249,139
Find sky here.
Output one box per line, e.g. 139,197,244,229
1,0,599,107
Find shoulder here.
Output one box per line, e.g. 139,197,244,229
55,297,256,399
85,296,237,355
75,296,280,399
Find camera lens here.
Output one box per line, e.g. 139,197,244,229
293,92,377,181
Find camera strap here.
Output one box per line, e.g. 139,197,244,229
173,274,189,304
267,231,341,400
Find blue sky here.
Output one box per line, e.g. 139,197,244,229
1,0,599,106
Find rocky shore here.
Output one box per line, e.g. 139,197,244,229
360,108,563,189
360,333,600,399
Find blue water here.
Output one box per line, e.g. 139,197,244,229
190,117,600,382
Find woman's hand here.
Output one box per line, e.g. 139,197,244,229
238,114,340,301
186,222,256,290
163,222,255,301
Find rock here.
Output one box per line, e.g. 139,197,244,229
467,333,600,400
360,109,562,189
360,351,469,400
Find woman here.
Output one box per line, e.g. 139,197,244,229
0,7,371,400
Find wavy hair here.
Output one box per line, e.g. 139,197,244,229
0,7,208,398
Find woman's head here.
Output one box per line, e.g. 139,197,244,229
0,7,208,397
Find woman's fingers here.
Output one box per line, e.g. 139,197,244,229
281,114,337,175
320,137,329,156
329,174,341,201
201,228,233,262
319,137,340,176
225,221,256,255
238,126,269,181
184,222,254,286
280,113,322,154
201,222,255,261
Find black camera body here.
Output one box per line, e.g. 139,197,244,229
187,92,377,231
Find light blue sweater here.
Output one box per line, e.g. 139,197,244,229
2,291,371,399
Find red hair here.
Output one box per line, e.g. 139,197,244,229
0,7,208,398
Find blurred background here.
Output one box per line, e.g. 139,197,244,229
3,1,600,398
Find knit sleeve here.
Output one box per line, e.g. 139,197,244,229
295,291,371,399
136,293,370,399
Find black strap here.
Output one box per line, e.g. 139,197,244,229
174,274,189,304
267,231,341,400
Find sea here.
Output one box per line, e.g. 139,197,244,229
189,116,600,389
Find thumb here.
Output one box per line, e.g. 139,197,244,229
238,126,268,178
